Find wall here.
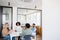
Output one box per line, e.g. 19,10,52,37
0,0,42,9
0,0,42,29
13,7,17,29
42,0,60,40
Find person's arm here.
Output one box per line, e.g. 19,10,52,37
34,28,36,32
2,28,9,36
20,30,25,37
14,27,17,32
9,29,15,34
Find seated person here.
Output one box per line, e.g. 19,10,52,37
20,23,32,40
2,23,15,40
31,23,36,38
15,22,22,40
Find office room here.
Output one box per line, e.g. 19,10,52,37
0,0,60,40
0,0,42,40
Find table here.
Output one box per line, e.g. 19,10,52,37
32,32,36,36
10,32,21,40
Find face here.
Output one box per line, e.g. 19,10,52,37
16,24,20,26
5,24,9,28
32,24,35,27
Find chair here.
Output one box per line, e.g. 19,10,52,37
24,35,32,40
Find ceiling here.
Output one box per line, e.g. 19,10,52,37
0,0,42,9
20,0,33,2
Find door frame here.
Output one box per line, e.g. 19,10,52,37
0,6,13,37
0,6,13,30
17,7,42,27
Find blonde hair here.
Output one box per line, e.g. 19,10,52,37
3,22,9,28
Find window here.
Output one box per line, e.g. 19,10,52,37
17,15,26,25
17,8,41,26
2,7,12,29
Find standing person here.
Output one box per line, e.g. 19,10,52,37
31,23,36,39
2,23,15,40
15,22,22,40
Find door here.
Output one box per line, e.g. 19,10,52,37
0,6,13,37
2,7,12,29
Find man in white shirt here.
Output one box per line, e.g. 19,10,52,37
15,22,22,40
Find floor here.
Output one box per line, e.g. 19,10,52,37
36,35,42,40
0,38,3,40
0,35,42,40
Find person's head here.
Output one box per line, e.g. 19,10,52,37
4,23,9,28
32,23,35,27
16,22,21,26
25,23,30,29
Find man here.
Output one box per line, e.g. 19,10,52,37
32,23,36,39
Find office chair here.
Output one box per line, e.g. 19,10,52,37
24,35,32,40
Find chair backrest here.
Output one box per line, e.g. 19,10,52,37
24,35,31,40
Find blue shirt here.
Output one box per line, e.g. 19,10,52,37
32,27,36,33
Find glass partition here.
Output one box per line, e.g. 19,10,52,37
2,7,12,29
17,8,42,26
17,8,42,40
17,15,26,26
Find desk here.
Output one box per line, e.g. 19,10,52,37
10,32,21,40
32,33,36,36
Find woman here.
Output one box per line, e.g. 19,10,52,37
2,23,15,40
15,22,22,40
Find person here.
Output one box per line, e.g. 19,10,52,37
2,23,15,40
15,22,22,40
20,23,32,40
31,23,36,39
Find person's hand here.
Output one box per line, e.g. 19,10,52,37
15,30,17,32
9,30,15,34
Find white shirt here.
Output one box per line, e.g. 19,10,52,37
15,26,22,33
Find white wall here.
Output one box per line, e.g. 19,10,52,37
13,7,17,29
0,0,42,9
42,0,60,40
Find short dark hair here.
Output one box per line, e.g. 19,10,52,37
16,22,21,25
33,23,35,25
25,23,30,28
